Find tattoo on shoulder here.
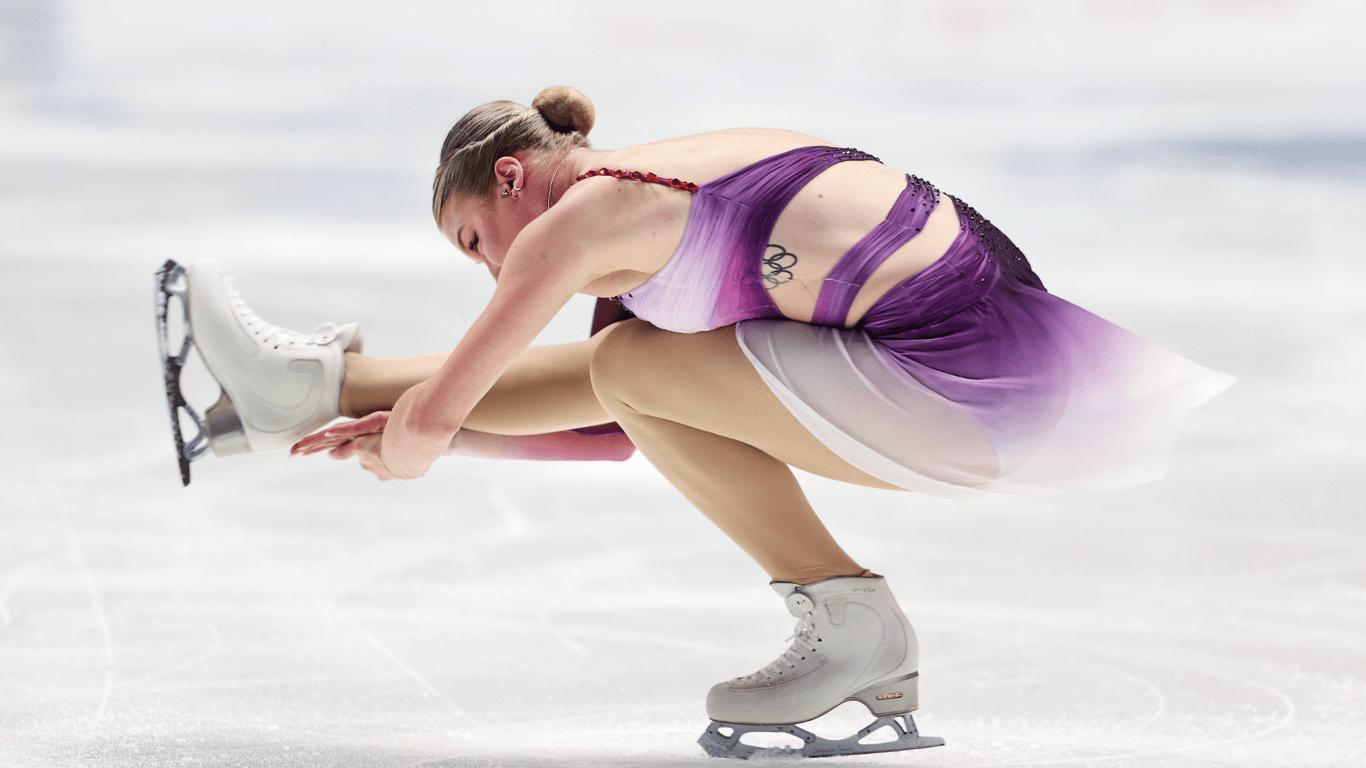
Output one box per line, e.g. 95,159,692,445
763,244,798,289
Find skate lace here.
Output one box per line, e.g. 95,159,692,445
226,278,339,351
740,611,821,683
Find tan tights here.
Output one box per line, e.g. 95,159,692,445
341,340,608,434
338,320,899,584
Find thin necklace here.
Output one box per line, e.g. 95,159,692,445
546,147,581,211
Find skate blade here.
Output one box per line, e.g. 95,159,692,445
698,712,943,759
155,259,211,486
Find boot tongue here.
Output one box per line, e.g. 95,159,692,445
784,591,815,618
769,582,812,617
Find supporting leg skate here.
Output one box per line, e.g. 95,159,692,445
155,259,211,485
699,575,943,758
698,711,943,759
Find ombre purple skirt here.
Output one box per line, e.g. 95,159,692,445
737,198,1235,499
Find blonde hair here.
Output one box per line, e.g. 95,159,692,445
431,86,595,223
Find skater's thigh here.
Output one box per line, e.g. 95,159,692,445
591,319,903,491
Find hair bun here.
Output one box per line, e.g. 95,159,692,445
532,86,595,136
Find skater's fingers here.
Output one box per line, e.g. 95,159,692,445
293,434,336,455
328,440,359,461
293,428,350,455
330,412,390,437
303,432,352,454
293,412,389,456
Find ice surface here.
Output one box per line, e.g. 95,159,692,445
2,1,1365,766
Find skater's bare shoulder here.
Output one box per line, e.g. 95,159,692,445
532,173,693,298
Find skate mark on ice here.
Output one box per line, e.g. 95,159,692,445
60,510,115,731
539,572,593,659
962,657,1297,767
332,612,452,700
330,603,476,722
489,479,594,658
116,616,224,689
1148,661,1298,757
320,543,477,723
1088,659,1168,735
188,500,476,726
962,658,1173,766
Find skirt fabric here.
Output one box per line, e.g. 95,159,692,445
735,199,1235,499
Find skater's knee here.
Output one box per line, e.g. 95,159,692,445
588,318,656,409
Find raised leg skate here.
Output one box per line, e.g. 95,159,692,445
697,575,944,759
153,258,361,485
155,260,210,486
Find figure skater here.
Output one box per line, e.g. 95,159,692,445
155,85,1234,758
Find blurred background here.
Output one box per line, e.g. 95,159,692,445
2,1,1364,766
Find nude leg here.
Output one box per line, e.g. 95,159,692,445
340,352,443,418
341,335,612,434
589,319,902,584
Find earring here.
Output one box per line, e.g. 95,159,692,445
501,184,522,199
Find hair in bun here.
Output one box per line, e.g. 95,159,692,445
532,86,595,137
432,86,595,222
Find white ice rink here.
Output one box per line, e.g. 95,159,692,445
2,1,1365,766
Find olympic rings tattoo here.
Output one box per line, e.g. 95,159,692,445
763,244,798,289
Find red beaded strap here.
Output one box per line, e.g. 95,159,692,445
575,168,699,193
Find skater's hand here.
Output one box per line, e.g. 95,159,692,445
291,412,407,480
291,412,388,457
326,428,394,479
295,411,415,481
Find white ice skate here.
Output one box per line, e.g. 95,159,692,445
154,259,360,485
698,575,944,759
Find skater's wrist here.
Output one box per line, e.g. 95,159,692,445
404,401,461,443
400,383,463,441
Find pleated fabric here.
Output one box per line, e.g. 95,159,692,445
737,199,1234,498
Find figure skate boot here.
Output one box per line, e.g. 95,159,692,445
154,258,361,485
698,575,944,758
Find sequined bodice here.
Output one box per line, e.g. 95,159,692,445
586,146,885,334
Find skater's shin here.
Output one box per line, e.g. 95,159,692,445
591,321,874,584
341,339,612,433
340,352,444,418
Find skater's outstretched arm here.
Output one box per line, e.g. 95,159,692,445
371,209,619,479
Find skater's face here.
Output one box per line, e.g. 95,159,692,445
443,199,507,280
439,157,539,281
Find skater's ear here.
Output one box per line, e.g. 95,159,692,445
493,156,525,198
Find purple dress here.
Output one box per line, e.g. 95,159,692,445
608,146,1233,498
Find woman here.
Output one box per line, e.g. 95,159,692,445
169,86,1233,757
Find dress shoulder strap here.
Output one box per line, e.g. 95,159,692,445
575,168,699,192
